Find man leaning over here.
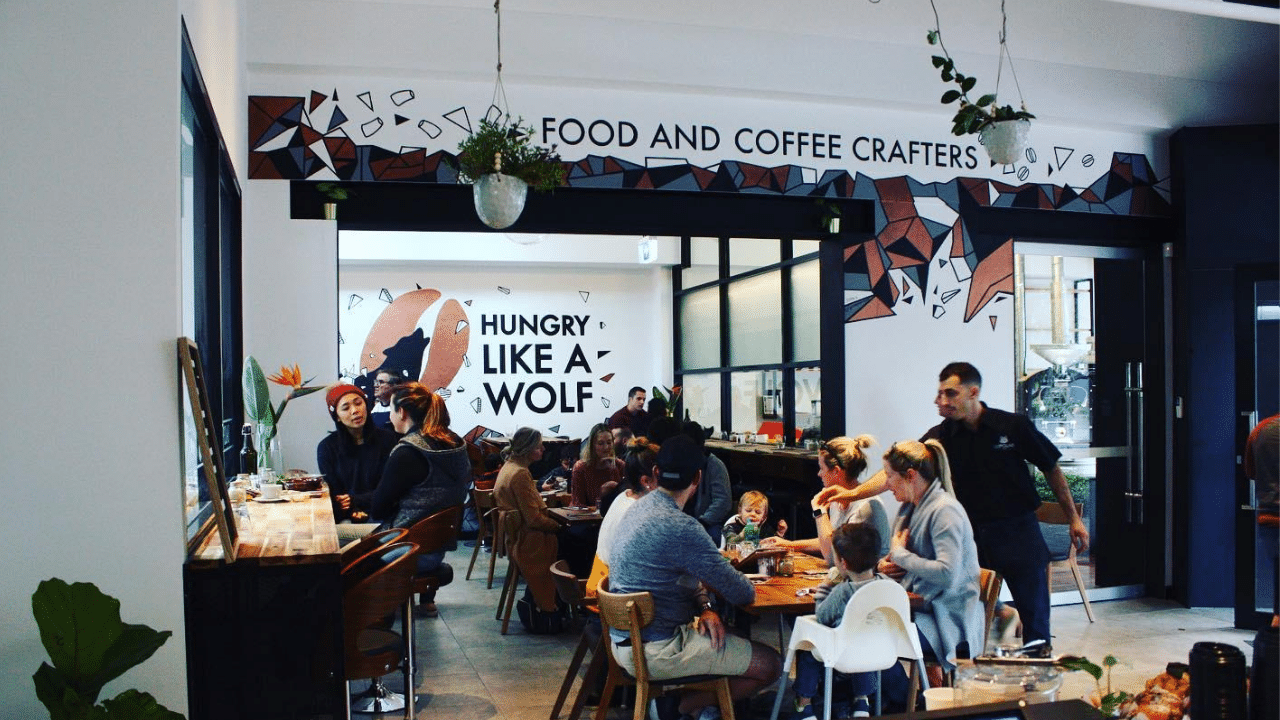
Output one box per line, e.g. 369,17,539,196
608,434,782,720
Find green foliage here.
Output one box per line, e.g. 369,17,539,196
31,579,185,720
926,30,1033,136
455,117,567,192
1058,654,1132,716
314,183,350,201
242,356,276,437
1033,468,1091,503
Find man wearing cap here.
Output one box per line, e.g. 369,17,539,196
316,383,398,532
607,435,781,720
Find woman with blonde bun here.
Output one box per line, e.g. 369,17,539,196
763,435,890,565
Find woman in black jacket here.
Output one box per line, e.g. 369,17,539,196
316,384,398,528
372,383,471,615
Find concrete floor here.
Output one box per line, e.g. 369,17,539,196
361,545,1257,719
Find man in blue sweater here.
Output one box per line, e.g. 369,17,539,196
608,434,782,720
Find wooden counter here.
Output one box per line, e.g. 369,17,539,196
188,490,341,568
184,487,345,719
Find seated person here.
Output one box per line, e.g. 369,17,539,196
596,437,659,566
792,522,902,720
493,428,564,618
571,423,624,507
539,444,575,493
721,491,788,549
683,421,733,545
371,384,471,616
608,435,782,720
764,436,889,565
879,439,985,673
368,367,407,431
315,384,397,533
611,426,634,459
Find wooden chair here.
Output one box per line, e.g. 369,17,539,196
549,560,604,720
466,487,501,588
495,509,524,634
978,567,1005,645
342,541,419,719
402,505,464,607
1036,502,1094,622
595,577,736,720
340,527,408,570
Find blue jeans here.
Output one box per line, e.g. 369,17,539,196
973,511,1051,645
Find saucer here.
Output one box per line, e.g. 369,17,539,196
254,496,287,503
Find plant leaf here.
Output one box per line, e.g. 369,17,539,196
960,76,977,92
242,357,275,434
976,94,996,107
1058,656,1103,680
101,689,186,720
31,579,170,706
941,90,962,104
931,55,946,68
927,30,938,44
34,662,96,720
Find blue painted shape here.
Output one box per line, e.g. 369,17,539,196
568,173,626,189
1106,188,1133,215
852,172,879,200
935,180,961,210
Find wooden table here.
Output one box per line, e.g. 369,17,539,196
733,550,830,615
185,486,345,719
549,505,603,525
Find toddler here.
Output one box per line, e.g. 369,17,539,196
793,522,903,719
721,490,788,548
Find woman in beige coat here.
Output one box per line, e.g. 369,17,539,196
493,427,562,612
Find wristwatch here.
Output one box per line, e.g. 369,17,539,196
700,600,715,614
812,506,825,518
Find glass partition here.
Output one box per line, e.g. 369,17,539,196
795,367,822,438
684,236,720,288
727,270,782,366
730,370,765,437
728,237,780,276
680,286,721,370
680,372,722,432
791,259,821,362
793,239,821,258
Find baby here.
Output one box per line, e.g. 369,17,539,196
721,490,788,548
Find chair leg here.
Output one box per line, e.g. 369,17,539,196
466,529,483,580
401,599,415,709
874,670,882,715
716,677,736,720
345,680,354,720
594,672,619,720
569,635,606,720
822,667,834,720
906,660,921,712
551,632,592,718
631,683,648,720
1069,557,1095,622
769,672,789,720
501,563,521,635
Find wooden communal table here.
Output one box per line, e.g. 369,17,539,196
548,505,603,525
185,488,346,720
732,550,830,616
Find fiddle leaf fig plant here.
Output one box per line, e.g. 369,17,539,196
31,578,184,720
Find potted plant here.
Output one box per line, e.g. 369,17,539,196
815,199,842,234
31,578,185,720
926,1,1035,165
315,182,350,220
455,116,566,229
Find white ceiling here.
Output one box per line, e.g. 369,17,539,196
247,0,1278,132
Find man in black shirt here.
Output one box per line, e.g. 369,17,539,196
817,361,1089,648
922,362,1088,647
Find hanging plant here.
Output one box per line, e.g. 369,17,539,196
455,117,566,193
926,0,1034,163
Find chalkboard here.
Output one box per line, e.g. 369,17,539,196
179,337,237,561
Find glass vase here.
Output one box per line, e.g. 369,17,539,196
256,427,285,476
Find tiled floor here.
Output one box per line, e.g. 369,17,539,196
363,546,1258,719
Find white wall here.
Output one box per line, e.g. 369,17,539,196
0,2,192,714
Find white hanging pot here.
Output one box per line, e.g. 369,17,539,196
979,119,1031,165
473,173,528,229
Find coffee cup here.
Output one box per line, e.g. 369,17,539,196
258,483,282,501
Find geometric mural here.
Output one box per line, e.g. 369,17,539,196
251,93,1170,326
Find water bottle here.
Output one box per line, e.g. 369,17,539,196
1188,641,1246,720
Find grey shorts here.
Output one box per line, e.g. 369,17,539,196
611,622,754,681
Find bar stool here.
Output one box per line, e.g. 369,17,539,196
342,541,419,719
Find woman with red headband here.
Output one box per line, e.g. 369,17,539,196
316,384,398,528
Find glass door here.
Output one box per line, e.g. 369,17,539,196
1235,274,1278,629
1015,245,1159,602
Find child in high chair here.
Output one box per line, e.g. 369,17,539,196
792,522,903,719
721,490,788,548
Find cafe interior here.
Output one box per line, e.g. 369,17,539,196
3,1,1278,718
